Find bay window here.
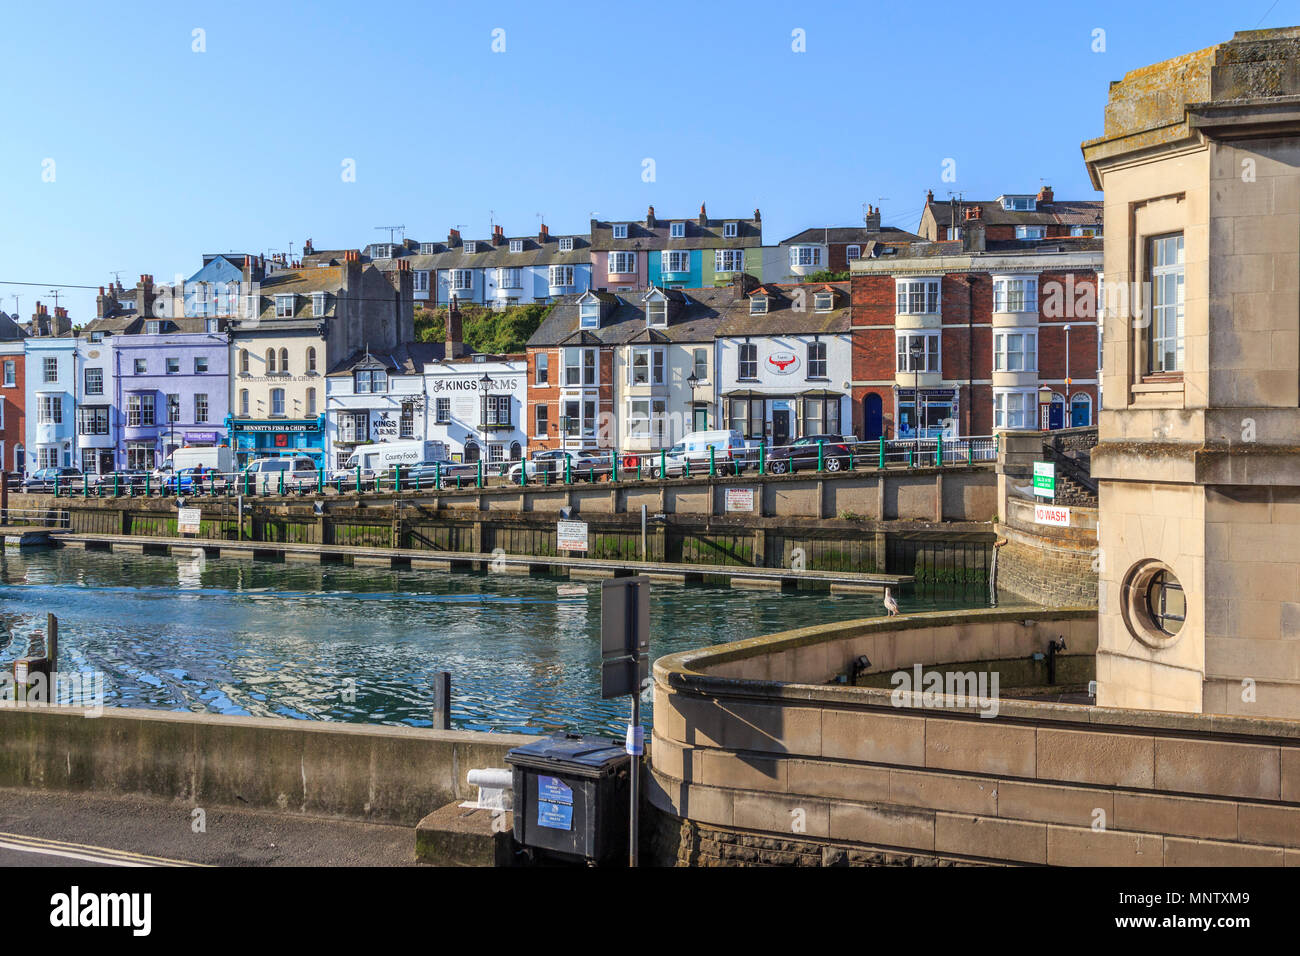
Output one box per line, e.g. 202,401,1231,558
661,250,690,274
993,276,1039,313
993,331,1037,372
896,333,940,373
629,347,664,386
608,251,636,274
550,265,574,287
994,389,1035,429
789,245,822,267
895,278,941,314
564,348,597,386
715,249,745,273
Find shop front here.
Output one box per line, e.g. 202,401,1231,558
722,389,848,446
227,416,326,467
896,387,959,439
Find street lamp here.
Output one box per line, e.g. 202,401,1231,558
687,371,700,432
168,394,180,460
909,341,924,457
1038,383,1054,431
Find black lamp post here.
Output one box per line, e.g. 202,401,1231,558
909,342,924,456
687,371,700,431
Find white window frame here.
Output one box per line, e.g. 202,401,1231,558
896,332,941,373
1150,233,1185,373
749,297,768,315
464,241,478,255
535,352,549,385
275,294,295,318
497,267,521,289
669,222,685,239
549,265,575,287
627,398,667,443
629,347,665,386
844,245,861,262
993,331,1037,372
1015,225,1047,240
558,237,574,252
579,301,600,329
534,403,548,438
312,292,328,314
563,347,598,386
608,251,636,275
813,292,833,313
723,222,738,238
994,388,1035,429
84,367,104,395
646,299,667,327
789,245,822,267
612,224,628,239
43,356,58,383
738,342,758,380
992,276,1039,313
1003,197,1036,212
895,278,941,315
661,250,690,274
271,388,286,417
420,243,437,255
450,270,473,291
715,249,744,273
807,340,828,378
509,239,523,253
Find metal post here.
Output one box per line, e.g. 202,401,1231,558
317,467,324,494
431,671,451,730
143,474,149,497
640,504,647,561
565,457,571,484
612,453,618,483
115,473,121,497
937,437,944,468
817,440,825,472
660,449,666,480
879,437,885,469
759,442,765,475
356,465,361,495
709,445,716,477
476,460,483,489
278,470,285,496
82,474,88,497
630,691,640,868
47,613,58,677
436,461,442,490
395,464,402,494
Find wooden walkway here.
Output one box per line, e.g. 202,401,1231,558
0,526,70,548
54,532,912,593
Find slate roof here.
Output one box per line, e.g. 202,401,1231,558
327,341,446,376
778,226,923,245
368,234,594,273
527,281,850,347
589,208,762,251
924,198,1103,230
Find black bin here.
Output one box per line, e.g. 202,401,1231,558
505,733,630,865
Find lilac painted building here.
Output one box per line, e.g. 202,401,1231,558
110,326,230,469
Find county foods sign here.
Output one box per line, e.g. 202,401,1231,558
766,351,800,375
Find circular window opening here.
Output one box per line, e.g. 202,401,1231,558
1121,560,1187,648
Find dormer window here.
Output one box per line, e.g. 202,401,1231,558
274,294,295,318
845,245,861,261
559,237,574,252
750,296,769,315
646,298,667,327
373,244,392,258
1002,196,1036,211
579,297,601,329
612,224,628,239
509,239,524,253
420,242,437,255
145,321,162,334
813,292,833,312
723,222,738,238
464,241,478,254
669,222,685,239
312,292,327,316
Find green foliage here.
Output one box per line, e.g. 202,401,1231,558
414,303,553,354
803,269,851,283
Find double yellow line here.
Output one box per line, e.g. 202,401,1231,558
0,830,210,867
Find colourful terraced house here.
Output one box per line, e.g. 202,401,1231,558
590,205,762,293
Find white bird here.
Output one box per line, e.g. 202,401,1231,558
883,587,900,617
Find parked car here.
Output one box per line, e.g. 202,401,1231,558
506,450,607,482
645,429,755,478
767,434,852,474
163,466,227,495
241,457,319,494
87,469,150,492
22,467,83,493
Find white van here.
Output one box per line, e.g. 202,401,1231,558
647,429,755,478
242,456,319,493
333,440,451,483
155,446,234,479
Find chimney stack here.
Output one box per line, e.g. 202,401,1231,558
646,205,656,228
926,189,935,203
446,295,466,359
863,204,881,231
304,238,314,256
698,203,708,226
448,228,461,246
96,286,109,319
137,274,158,319
1036,185,1054,204
731,272,760,301
539,223,549,242
753,208,761,222
493,225,505,245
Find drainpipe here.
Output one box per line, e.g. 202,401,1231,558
966,276,974,437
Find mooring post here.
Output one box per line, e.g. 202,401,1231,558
431,671,451,730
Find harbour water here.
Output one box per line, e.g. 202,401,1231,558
0,548,985,735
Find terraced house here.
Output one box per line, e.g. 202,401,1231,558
227,252,413,467
590,205,763,291
0,310,26,474
367,225,593,307
850,189,1102,440
22,303,75,474
765,206,921,284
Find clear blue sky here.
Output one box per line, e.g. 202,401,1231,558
0,0,1288,322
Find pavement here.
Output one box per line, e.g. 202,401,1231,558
0,787,418,867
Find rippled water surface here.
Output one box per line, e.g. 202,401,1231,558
0,548,982,735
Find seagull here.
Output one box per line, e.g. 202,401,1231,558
883,587,900,617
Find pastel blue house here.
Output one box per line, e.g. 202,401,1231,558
24,331,77,473
184,254,246,320
647,248,703,289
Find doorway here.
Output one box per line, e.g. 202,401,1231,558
863,394,883,440
772,409,791,447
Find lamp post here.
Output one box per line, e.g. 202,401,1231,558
909,341,924,458
168,394,180,463
478,371,493,451
687,370,699,434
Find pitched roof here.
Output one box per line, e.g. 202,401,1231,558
589,211,761,251
778,226,922,245
327,341,446,376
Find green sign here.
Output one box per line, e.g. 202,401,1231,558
1033,461,1055,498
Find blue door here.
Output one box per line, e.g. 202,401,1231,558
1048,398,1065,430
863,394,883,440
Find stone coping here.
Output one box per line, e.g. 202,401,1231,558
653,607,1300,742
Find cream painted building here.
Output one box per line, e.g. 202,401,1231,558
1083,28,1300,718
227,251,413,466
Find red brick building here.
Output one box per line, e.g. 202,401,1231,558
0,312,25,474
850,199,1102,440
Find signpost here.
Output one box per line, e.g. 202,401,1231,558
600,575,650,867
1032,461,1056,499
557,519,589,552
1034,503,1071,527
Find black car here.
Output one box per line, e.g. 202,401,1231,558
22,467,83,493
766,435,852,474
